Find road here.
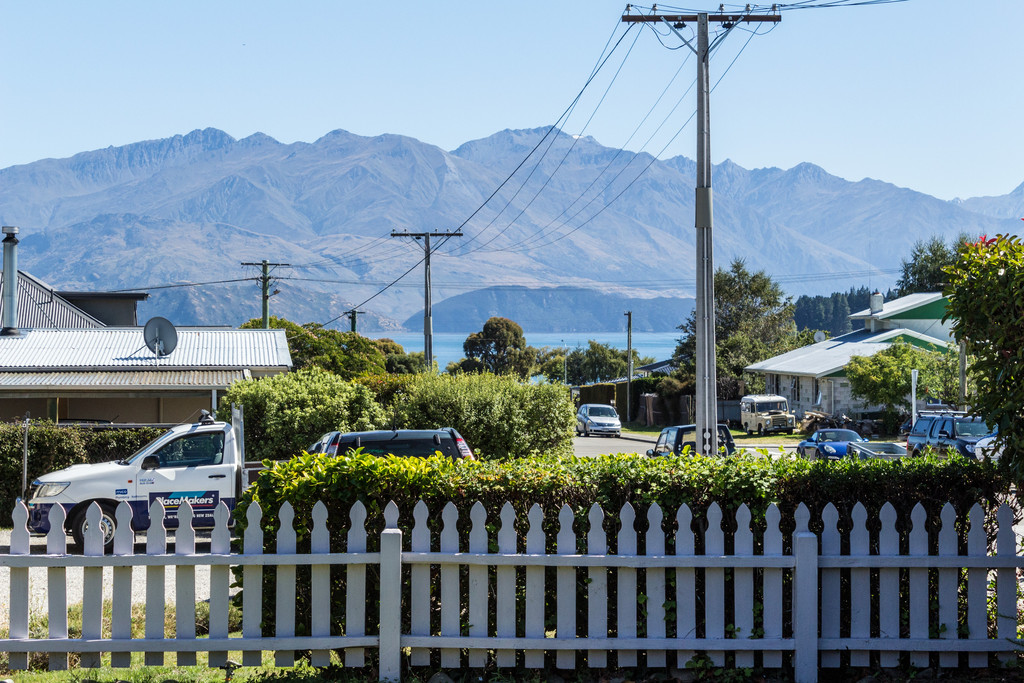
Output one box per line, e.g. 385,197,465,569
572,434,797,458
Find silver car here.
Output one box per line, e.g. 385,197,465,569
576,403,621,437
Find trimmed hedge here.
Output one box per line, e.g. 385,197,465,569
0,422,163,515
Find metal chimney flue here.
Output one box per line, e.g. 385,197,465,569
2,226,20,336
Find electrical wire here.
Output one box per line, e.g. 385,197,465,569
320,255,426,327
107,277,257,293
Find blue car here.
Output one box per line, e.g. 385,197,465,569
797,429,867,459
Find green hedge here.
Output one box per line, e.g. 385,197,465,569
0,422,163,516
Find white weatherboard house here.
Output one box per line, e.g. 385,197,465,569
0,228,292,424
745,292,951,418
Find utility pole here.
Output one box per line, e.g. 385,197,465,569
622,8,780,456
241,259,290,329
391,231,463,369
344,309,365,333
625,311,633,423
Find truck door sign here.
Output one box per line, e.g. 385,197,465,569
150,490,220,511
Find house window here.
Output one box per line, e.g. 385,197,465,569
792,377,801,402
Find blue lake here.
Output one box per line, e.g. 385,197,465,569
366,331,681,371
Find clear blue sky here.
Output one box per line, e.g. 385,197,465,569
2,1,1021,201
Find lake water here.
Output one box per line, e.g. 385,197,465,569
366,331,681,371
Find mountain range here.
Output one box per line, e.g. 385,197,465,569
1,127,1020,333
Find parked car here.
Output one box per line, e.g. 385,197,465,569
308,429,475,460
576,404,621,437
797,429,868,459
906,412,991,457
973,426,1002,462
646,424,736,457
739,394,796,435
847,441,908,460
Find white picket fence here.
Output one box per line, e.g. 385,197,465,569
2,498,1022,683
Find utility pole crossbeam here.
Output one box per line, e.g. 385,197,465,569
241,260,290,329
391,231,463,370
622,8,779,457
344,309,365,333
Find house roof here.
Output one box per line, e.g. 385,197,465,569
0,270,105,329
849,292,945,320
744,328,949,378
0,328,292,371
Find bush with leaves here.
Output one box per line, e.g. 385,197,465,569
396,372,575,459
217,367,386,462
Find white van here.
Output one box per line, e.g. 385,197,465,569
739,394,796,436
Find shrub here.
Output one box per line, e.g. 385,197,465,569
395,373,575,459
217,367,386,462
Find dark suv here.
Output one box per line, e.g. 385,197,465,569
308,429,475,460
646,424,736,457
906,412,991,457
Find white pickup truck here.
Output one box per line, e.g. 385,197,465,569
26,407,250,552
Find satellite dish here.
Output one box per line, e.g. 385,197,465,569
813,331,826,343
144,317,178,358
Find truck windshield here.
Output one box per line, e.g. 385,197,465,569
121,433,171,464
756,401,787,412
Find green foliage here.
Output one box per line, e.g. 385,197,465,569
537,341,654,386
0,423,163,514
240,316,385,379
458,316,537,378
395,373,575,459
846,342,936,419
674,259,802,399
374,337,427,374
945,233,1024,476
794,286,897,336
897,232,971,297
217,367,386,462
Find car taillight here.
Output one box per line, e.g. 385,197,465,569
456,437,474,460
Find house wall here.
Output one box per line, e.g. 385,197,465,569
765,373,879,418
0,398,50,423
0,393,216,425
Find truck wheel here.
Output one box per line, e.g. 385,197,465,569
744,423,751,436
71,502,117,554
757,424,764,437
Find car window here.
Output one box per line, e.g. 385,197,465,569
653,428,675,456
955,420,990,437
588,406,618,418
929,419,947,438
339,437,456,459
152,432,224,468
911,417,932,436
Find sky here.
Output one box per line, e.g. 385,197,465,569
2,0,1022,202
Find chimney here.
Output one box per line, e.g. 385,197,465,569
869,290,884,315
2,226,20,336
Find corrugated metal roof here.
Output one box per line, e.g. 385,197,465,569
0,270,105,329
745,328,948,378
0,328,292,370
0,369,247,389
849,292,943,320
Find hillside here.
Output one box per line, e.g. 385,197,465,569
0,127,1019,330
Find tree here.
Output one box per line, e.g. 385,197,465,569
895,233,970,297
944,233,1024,474
240,316,385,379
845,342,943,430
535,342,654,385
459,317,537,378
374,337,427,374
674,259,804,399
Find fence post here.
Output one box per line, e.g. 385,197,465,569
379,527,403,682
793,503,818,683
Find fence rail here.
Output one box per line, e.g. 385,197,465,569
2,498,1022,682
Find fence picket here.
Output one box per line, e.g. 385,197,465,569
646,503,667,668
175,501,198,666
208,502,231,668
734,504,754,668
469,502,489,668
144,500,167,668
997,504,1015,665
617,502,639,667
496,502,517,668
242,501,264,667
8,502,30,671
525,504,545,668
79,503,104,668
938,502,959,668
587,504,608,668
310,501,332,667
705,502,725,666
819,504,840,668
410,500,430,666
848,502,870,667
909,503,929,668
346,501,368,667
275,502,297,667
440,502,460,668
967,503,987,668
110,502,135,668
762,504,783,669
878,502,899,667
550,504,574,668
675,504,696,668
